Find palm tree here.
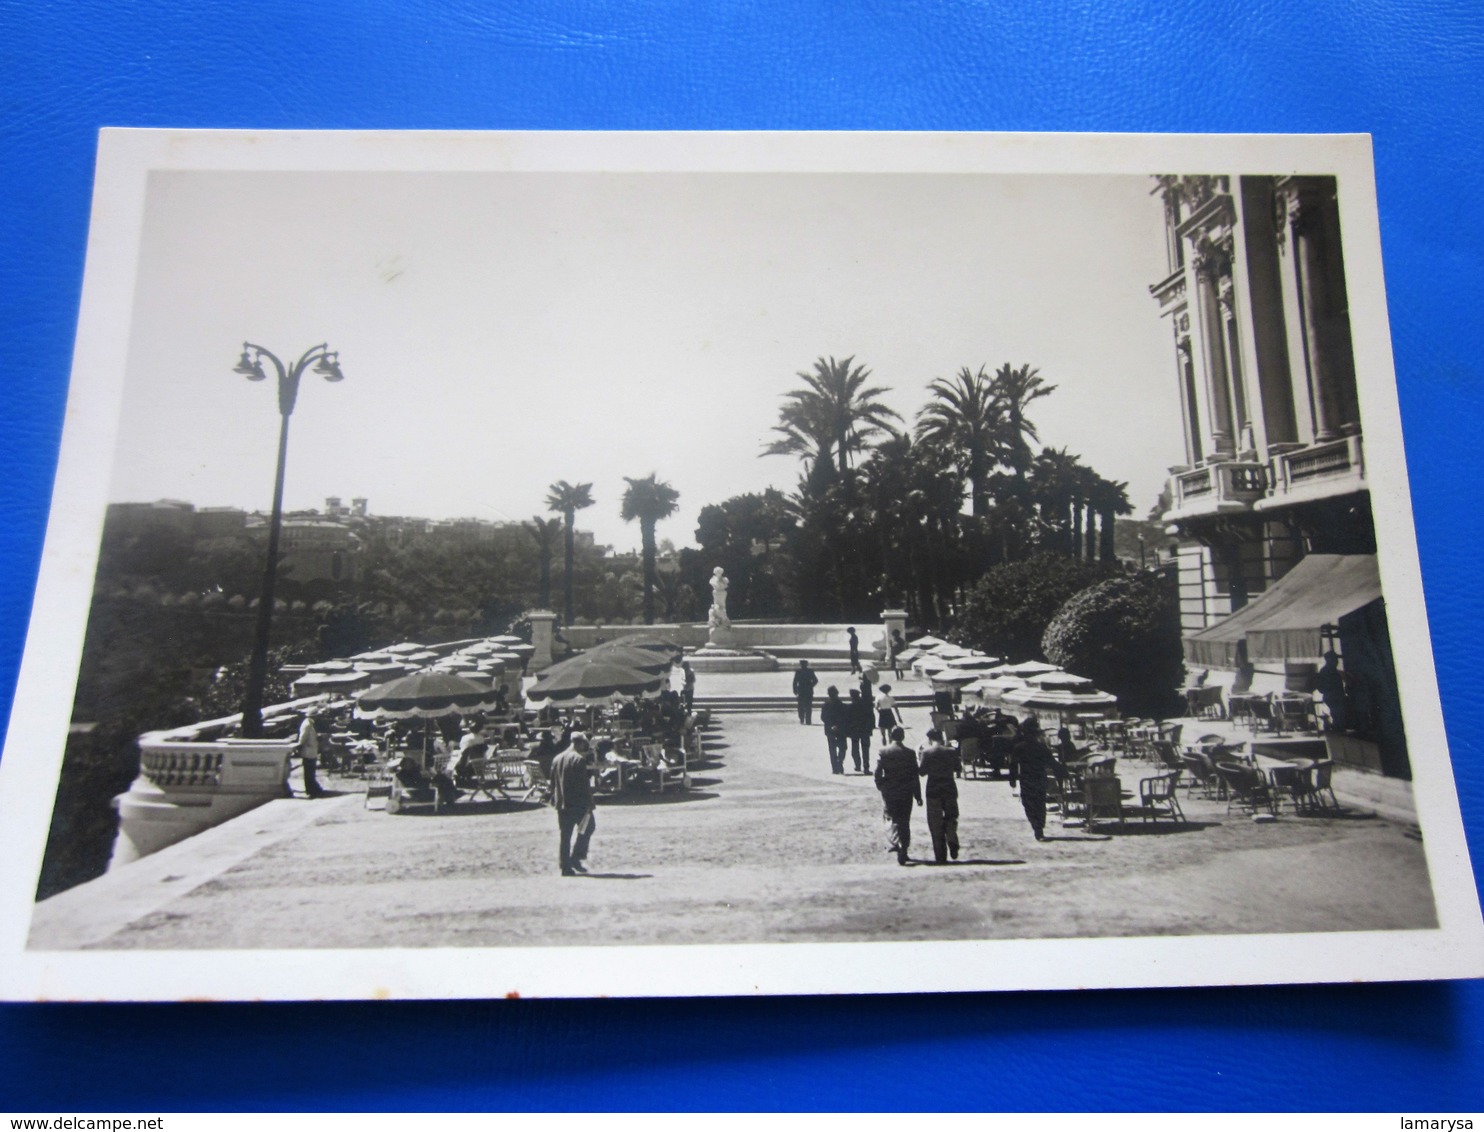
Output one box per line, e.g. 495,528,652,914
545,479,594,623
916,365,1005,517
762,355,900,486
990,363,1057,484
1030,447,1084,557
620,474,681,624
1091,476,1134,563
525,515,561,608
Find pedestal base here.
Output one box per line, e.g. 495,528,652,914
686,645,781,673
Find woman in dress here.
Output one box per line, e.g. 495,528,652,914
876,684,902,746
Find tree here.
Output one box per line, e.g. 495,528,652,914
990,363,1057,484
859,432,967,627
620,474,681,625
957,553,1116,661
916,365,1005,517
1042,571,1185,717
526,515,561,608
1091,476,1134,563
762,355,901,488
545,479,594,623
692,489,796,620
1029,447,1086,557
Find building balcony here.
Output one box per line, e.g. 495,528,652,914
1259,434,1366,509
1164,459,1267,522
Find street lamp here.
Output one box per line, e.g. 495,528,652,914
233,341,345,737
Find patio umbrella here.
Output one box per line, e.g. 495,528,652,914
987,660,1062,676
941,654,1004,671
526,659,666,704
380,642,426,655
930,669,983,688
486,635,525,646
909,635,949,649
572,643,673,672
355,671,507,720
306,659,356,673
599,633,683,655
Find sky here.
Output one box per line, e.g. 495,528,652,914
112,169,1180,552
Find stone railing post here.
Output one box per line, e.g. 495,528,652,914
528,609,558,670
881,608,908,658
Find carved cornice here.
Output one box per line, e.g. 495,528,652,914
1150,268,1187,307
1274,176,1338,247
1191,231,1234,282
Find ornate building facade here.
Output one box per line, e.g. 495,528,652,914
1152,174,1371,633
1151,174,1407,777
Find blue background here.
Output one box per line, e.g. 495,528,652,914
1,0,1481,1112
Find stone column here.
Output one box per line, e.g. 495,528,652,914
528,609,558,671
1290,189,1346,443
1194,240,1236,457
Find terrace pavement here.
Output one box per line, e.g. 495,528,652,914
29,669,1436,951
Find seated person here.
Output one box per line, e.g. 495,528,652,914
595,737,642,790
386,754,460,811
445,738,488,787
531,726,572,777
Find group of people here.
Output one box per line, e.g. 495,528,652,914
870,713,1068,861
799,667,903,777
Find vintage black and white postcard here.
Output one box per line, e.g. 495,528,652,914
0,130,1477,1000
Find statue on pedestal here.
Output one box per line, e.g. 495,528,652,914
708,567,731,631
706,567,734,646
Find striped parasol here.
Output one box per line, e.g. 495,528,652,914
355,671,506,720
525,658,666,704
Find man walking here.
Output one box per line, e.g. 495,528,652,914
551,732,596,875
792,658,819,724
1009,717,1062,841
819,685,849,775
874,726,921,864
917,728,961,863
847,627,862,674
680,660,696,713
848,687,874,774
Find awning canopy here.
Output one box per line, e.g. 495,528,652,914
1185,554,1382,668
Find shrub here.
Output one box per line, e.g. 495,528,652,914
1041,571,1184,717
956,553,1115,661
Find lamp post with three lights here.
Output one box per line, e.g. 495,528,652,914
232,341,345,738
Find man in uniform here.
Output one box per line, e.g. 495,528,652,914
550,732,596,875
680,660,697,713
792,658,819,724
874,726,921,864
917,728,961,863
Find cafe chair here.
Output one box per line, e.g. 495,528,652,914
1153,740,1184,773
1138,769,1186,824
521,760,552,804
1266,761,1311,814
1178,750,1221,799
1083,775,1125,830
1307,759,1341,812
362,760,395,809
958,735,983,779
1216,761,1277,817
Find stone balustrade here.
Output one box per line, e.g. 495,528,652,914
1266,434,1365,506
1166,459,1266,520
